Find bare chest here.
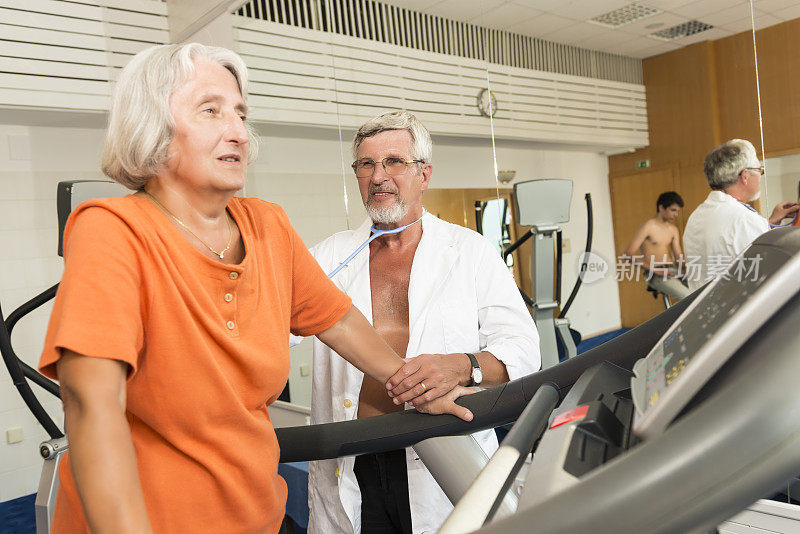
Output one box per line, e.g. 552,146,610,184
643,224,674,250
369,247,415,325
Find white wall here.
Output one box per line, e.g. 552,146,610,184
0,124,106,502
0,120,621,503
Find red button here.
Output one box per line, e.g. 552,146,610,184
550,404,589,429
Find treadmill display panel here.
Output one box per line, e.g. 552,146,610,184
632,243,799,439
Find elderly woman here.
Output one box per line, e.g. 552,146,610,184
38,43,471,533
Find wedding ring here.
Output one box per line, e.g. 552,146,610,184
420,382,427,392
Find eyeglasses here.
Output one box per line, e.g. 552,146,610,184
352,157,424,178
743,166,765,176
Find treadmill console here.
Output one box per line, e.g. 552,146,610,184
632,231,800,439
517,229,800,513
513,179,572,227
57,180,127,256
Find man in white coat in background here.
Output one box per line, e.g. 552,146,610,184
683,139,799,292
306,110,541,534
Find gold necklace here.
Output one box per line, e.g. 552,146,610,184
145,191,233,259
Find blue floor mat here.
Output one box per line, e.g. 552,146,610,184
576,328,631,355
0,493,35,534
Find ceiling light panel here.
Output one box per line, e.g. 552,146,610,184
650,19,714,40
589,3,663,28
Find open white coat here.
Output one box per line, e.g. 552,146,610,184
305,213,541,534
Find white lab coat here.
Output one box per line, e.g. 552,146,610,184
306,213,540,534
683,191,770,291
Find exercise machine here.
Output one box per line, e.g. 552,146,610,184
440,226,800,533
492,179,593,368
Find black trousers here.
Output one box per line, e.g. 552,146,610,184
354,449,413,534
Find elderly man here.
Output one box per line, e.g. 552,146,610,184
683,139,798,291
306,111,540,534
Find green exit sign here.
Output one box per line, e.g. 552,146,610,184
636,159,651,169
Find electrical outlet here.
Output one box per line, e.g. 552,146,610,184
562,238,571,253
6,427,23,444
299,364,311,377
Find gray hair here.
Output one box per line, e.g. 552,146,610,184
703,139,757,190
352,110,432,162
102,43,259,190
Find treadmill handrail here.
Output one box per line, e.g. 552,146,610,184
0,301,63,439
276,293,697,462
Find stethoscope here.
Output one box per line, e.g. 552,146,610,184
326,210,426,278
740,201,797,228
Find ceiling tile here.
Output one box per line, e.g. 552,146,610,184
509,0,573,11
549,0,633,22
425,0,507,21
507,12,578,36
720,12,782,32
701,4,760,27
573,29,641,50
468,3,543,27
642,0,695,11
537,21,610,45
601,35,666,55
774,4,800,19
621,11,690,35
753,0,800,15
670,0,748,19
674,26,733,45
630,41,683,59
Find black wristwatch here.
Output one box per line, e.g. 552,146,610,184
465,353,482,386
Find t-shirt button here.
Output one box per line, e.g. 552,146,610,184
226,320,235,330
343,399,352,408
229,271,239,280
224,293,234,302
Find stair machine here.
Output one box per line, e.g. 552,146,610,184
482,179,593,368
5,181,800,533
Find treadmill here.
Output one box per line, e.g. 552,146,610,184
6,181,800,533
436,226,800,533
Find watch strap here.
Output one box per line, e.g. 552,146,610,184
465,353,481,386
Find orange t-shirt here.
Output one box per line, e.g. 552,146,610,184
39,195,351,534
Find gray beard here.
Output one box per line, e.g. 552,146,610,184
366,197,408,224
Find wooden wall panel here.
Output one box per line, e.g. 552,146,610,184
676,163,711,227
608,147,652,176
423,187,532,298
713,31,761,152
749,18,800,157
641,41,720,169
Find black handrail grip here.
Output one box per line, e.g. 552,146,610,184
559,193,593,319
4,283,61,397
0,302,63,439
5,283,58,335
22,360,60,397
502,228,533,263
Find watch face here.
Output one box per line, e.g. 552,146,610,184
477,88,497,117
473,368,483,385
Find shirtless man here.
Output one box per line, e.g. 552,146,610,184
624,191,690,301
306,111,540,533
